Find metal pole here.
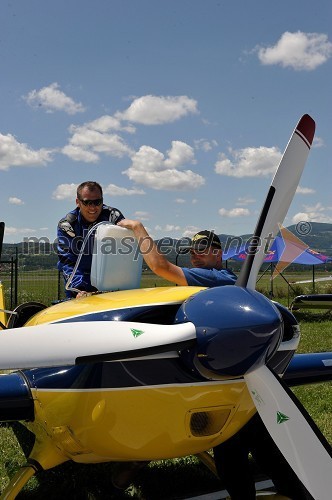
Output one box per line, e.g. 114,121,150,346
312,265,315,293
14,247,18,307
270,264,274,298
10,256,14,310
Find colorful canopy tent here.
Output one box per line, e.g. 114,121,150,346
223,231,331,299
223,235,331,265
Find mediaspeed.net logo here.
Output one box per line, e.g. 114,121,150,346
271,223,310,279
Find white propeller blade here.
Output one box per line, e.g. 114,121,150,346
245,365,332,500
237,114,315,289
0,321,196,369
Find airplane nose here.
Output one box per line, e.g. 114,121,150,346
176,286,283,378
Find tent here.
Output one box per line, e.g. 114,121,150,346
223,230,331,298
223,235,331,265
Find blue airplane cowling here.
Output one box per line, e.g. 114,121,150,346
175,286,283,378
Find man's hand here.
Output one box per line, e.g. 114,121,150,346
76,291,92,299
118,219,141,231
118,218,186,286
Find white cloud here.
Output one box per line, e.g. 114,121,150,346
52,182,145,201
116,95,198,125
0,133,53,171
124,141,204,191
182,226,201,237
218,208,250,217
24,82,86,114
153,224,182,235
164,141,195,168
215,146,281,177
296,186,316,195
70,115,135,134
257,31,332,71
292,213,311,224
61,144,100,163
4,226,37,235
313,136,324,148
236,196,256,206
104,183,145,196
175,198,186,204
194,139,218,151
69,130,132,156
165,224,181,232
62,116,134,162
62,95,198,163
9,197,24,205
134,211,150,220
292,202,332,224
52,183,77,200
303,202,326,212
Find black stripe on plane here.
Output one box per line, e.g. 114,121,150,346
236,186,275,287
76,339,196,365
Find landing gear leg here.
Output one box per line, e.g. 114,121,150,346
0,464,37,500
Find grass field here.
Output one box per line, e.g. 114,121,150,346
1,267,332,308
0,271,331,498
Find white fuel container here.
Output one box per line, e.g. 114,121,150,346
90,223,142,291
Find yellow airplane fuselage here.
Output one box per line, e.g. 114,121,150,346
22,286,256,470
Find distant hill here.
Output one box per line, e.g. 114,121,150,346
285,222,332,254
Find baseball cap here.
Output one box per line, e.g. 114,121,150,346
190,230,222,251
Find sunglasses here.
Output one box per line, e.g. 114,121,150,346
78,198,103,207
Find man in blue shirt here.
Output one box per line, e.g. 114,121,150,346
57,181,124,298
117,220,237,287
116,219,311,498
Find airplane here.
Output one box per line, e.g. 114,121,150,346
0,114,331,500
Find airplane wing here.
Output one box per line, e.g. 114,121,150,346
284,352,332,386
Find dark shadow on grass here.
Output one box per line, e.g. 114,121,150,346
11,458,224,499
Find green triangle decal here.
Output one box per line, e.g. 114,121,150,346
276,411,290,424
131,328,144,338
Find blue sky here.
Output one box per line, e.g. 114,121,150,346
1,0,331,244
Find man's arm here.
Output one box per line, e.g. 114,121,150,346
118,219,188,286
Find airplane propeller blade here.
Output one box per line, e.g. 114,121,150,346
236,114,315,289
0,321,196,369
245,365,332,500
236,114,332,498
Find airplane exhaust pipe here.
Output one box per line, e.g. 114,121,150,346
0,371,34,422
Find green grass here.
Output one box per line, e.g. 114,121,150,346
0,273,331,498
1,267,331,307
290,312,332,445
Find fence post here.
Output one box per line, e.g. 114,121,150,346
14,247,18,307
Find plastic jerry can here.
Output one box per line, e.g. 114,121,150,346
90,224,142,291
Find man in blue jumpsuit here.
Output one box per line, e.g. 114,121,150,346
57,181,124,298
